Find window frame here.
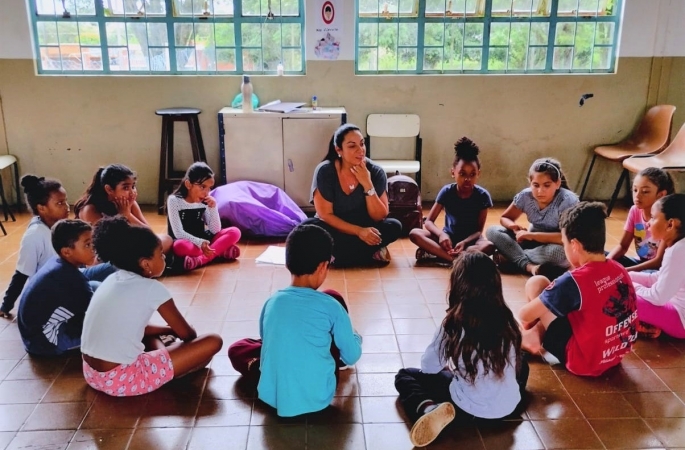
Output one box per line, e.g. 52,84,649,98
28,0,305,75
355,0,623,75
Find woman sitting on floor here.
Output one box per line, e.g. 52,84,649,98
303,123,402,267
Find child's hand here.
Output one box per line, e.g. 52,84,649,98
203,195,217,208
438,233,452,252
201,241,215,258
114,196,132,215
510,224,527,233
515,230,533,243
450,241,466,255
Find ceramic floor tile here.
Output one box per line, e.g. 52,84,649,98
137,399,200,428
570,392,640,418
245,425,307,450
5,357,68,380
359,396,408,423
0,404,36,432
0,379,53,404
194,399,252,427
588,418,664,448
66,429,134,450
354,353,403,373
478,420,545,450
357,373,400,397
363,423,415,450
643,417,685,447
623,392,685,418
395,334,433,353
357,335,399,353
185,426,249,450
308,423,366,450
203,375,256,401
79,395,147,429
525,391,584,420
127,427,192,450
531,419,603,449
22,402,90,431
6,430,75,450
307,396,363,425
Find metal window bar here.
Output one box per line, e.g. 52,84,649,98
356,0,621,74
29,0,304,75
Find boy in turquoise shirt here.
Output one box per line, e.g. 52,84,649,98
229,224,362,417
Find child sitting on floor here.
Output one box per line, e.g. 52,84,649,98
608,167,674,271
486,158,578,280
1,175,114,318
167,162,241,270
395,251,528,447
629,194,685,339
17,220,97,356
519,202,638,376
81,216,222,396
410,137,494,263
228,224,362,417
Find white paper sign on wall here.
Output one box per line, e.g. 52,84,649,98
313,0,343,60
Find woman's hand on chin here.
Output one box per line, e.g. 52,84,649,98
350,158,373,189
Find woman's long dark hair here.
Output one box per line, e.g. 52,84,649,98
173,162,214,198
440,251,522,384
322,123,362,163
73,164,134,219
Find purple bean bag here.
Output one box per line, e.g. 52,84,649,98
211,181,307,237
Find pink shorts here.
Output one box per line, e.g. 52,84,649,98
82,348,175,397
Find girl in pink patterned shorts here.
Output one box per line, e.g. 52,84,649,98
80,216,223,397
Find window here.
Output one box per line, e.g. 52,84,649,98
29,0,304,74
356,0,622,74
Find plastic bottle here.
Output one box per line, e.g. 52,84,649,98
276,62,284,76
311,95,318,110
241,75,253,113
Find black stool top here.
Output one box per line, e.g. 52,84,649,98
155,107,202,116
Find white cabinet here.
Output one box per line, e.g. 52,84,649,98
219,107,346,210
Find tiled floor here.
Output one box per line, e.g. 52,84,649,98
1,205,685,449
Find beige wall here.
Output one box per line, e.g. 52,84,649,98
2,56,682,204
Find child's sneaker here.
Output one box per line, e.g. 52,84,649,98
159,334,177,346
410,402,456,447
372,246,391,263
637,321,662,339
415,248,436,261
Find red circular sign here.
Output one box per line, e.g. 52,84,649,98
322,1,334,25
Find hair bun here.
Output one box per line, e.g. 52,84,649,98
92,216,132,262
20,175,43,192
454,137,480,160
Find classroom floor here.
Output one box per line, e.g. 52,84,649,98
1,205,685,450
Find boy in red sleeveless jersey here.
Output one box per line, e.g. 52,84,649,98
519,202,638,376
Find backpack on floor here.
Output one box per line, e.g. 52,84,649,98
387,174,422,236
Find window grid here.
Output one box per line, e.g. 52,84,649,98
29,0,304,75
356,0,622,74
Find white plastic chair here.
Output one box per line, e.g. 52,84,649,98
365,114,422,188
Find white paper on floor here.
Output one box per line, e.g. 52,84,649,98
255,245,286,265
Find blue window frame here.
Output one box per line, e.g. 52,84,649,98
29,0,304,75
356,0,622,74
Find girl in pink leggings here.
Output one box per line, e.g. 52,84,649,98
167,162,241,270
629,194,685,339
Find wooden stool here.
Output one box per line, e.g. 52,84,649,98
0,155,20,236
156,108,207,214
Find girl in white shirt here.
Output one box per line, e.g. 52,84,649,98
81,216,222,397
167,162,241,271
394,251,528,447
1,175,69,318
630,194,685,339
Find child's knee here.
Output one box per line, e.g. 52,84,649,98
524,275,550,300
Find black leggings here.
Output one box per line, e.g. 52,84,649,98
394,358,529,422
302,217,402,267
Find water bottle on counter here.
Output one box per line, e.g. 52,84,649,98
241,75,253,113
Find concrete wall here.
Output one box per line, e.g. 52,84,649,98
0,0,684,204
